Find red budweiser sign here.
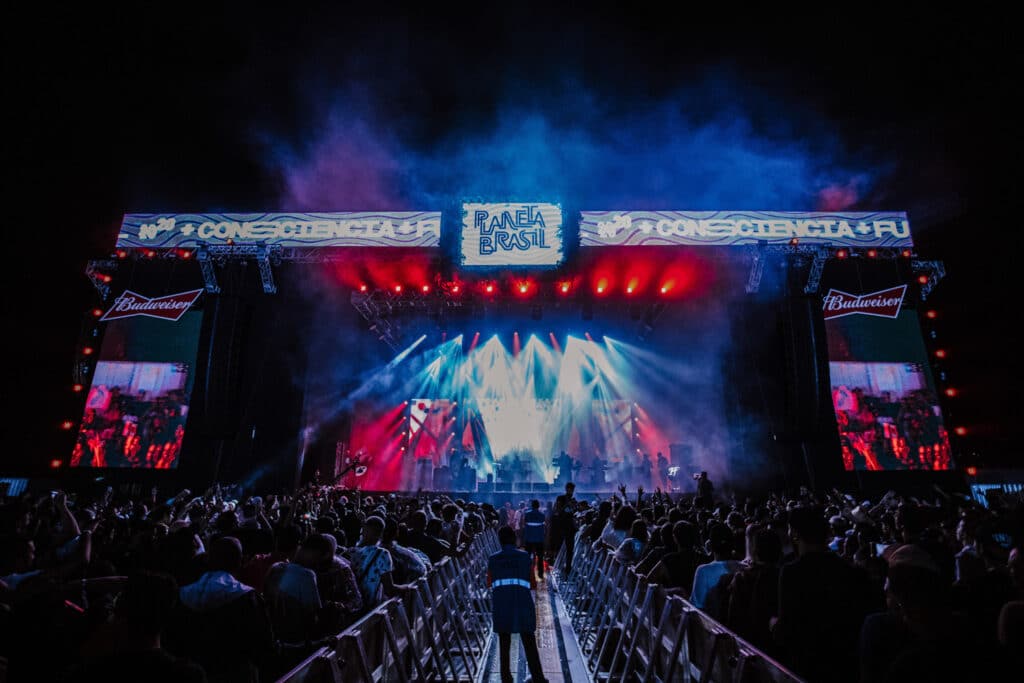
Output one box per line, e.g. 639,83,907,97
100,289,202,322
822,285,907,320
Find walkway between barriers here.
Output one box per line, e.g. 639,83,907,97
479,572,589,683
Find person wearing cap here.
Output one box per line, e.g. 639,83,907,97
488,526,548,683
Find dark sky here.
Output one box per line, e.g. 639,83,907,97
9,8,1020,471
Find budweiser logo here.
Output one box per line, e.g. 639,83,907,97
100,289,203,322
822,285,906,320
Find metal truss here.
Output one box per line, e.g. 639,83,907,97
85,259,118,300
911,259,946,300
196,248,221,294
256,246,276,294
351,290,400,351
803,249,828,294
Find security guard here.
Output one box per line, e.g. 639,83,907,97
550,482,578,575
522,499,547,579
488,526,548,683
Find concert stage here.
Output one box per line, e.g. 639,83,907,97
65,208,957,493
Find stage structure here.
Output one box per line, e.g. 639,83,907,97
64,204,960,495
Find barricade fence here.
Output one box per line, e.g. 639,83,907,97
554,541,806,683
277,528,499,683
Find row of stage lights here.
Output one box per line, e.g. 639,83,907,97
360,279,682,297
921,306,971,445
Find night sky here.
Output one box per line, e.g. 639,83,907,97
9,8,1019,472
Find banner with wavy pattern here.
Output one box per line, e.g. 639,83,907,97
117,212,442,249
579,210,912,248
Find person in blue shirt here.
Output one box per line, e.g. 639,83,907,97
488,526,548,683
522,499,547,579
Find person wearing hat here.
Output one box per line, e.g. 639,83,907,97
488,526,548,683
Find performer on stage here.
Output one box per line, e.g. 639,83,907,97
589,456,607,487
639,451,654,487
656,451,670,487
553,451,579,487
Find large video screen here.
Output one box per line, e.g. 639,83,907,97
825,308,951,471
72,311,202,469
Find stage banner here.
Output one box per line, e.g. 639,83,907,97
100,289,203,322
822,285,907,320
461,203,564,267
117,212,442,249
579,211,912,248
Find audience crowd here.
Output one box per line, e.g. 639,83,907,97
0,484,490,682
1,478,1021,682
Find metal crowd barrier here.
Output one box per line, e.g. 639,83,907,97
555,541,805,683
276,528,499,683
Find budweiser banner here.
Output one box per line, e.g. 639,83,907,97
100,289,203,322
822,285,907,320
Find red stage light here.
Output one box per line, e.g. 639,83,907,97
50,459,63,469
179,249,192,259
116,249,128,259
518,282,529,294
100,274,113,284
945,387,957,397
359,284,368,292
560,282,570,294
789,238,799,246
836,249,849,259
866,249,878,258
145,250,157,259
901,249,912,258
82,347,94,356
965,465,977,476
394,284,403,293
954,426,968,436
451,284,461,293
91,308,104,318
660,284,669,294
422,284,431,293
485,284,494,294
595,277,609,294
61,420,74,430
917,274,929,285
926,310,937,319
935,349,947,359
72,384,83,392
596,285,605,294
